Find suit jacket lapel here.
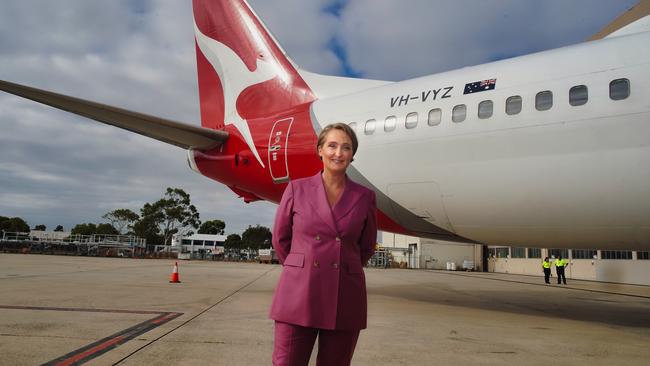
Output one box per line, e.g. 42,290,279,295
332,178,363,223
307,173,339,234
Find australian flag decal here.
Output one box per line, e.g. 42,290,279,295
464,79,496,94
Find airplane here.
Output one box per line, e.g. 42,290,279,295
1,0,649,250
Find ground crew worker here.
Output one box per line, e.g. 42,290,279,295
555,255,568,284
542,257,551,284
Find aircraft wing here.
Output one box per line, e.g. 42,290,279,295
0,79,228,150
589,0,650,40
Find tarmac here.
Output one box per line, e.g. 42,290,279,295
1,254,649,366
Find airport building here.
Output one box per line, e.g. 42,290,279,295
168,233,226,259
378,231,650,286
380,232,481,271
487,246,650,286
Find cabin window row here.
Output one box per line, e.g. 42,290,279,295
354,78,630,134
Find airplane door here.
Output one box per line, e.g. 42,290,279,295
268,118,293,183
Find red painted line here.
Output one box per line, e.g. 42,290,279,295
0,305,162,315
41,313,181,366
0,306,184,366
151,312,181,325
52,336,125,366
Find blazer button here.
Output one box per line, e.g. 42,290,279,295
313,260,320,268
335,236,341,243
315,235,321,241
331,263,338,269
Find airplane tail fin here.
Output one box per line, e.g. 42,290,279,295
192,0,315,132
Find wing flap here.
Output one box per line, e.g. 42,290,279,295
0,79,227,150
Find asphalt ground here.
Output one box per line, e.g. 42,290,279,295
1,254,649,366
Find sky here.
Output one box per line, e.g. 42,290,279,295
0,0,639,236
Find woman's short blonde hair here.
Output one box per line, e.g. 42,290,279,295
316,123,359,156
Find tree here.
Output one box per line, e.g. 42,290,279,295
132,215,163,248
241,225,272,251
0,216,30,233
71,223,97,236
158,188,200,245
102,209,139,234
136,188,200,246
33,224,46,231
198,219,225,235
96,223,119,235
0,216,8,234
54,225,64,232
224,233,242,253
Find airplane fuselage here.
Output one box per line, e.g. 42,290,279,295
3,0,648,251
192,30,650,250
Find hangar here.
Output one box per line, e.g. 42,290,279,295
379,232,650,285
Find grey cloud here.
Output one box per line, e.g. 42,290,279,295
250,0,345,74
336,0,638,80
0,1,138,55
0,0,276,234
0,0,638,235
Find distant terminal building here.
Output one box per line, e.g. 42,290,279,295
379,231,650,286
170,233,226,259
487,246,650,286
379,232,480,271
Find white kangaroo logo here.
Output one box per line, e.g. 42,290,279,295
194,19,280,168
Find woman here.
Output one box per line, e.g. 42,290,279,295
270,123,377,366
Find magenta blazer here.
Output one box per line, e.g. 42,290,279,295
269,172,377,330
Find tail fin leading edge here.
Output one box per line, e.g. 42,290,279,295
192,0,315,167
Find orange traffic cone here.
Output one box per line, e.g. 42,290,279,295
169,261,181,283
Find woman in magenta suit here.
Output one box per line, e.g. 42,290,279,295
270,123,377,366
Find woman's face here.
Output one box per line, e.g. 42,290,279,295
318,129,353,175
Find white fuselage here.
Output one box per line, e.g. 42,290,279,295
311,31,650,250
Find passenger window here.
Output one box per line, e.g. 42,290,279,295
452,104,466,123
506,96,522,115
384,116,396,132
610,78,630,100
569,85,588,106
428,108,441,126
364,119,376,135
478,100,493,119
405,112,418,129
535,91,553,111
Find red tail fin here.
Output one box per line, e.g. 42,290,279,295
193,0,315,132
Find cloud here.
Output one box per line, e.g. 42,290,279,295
0,0,638,235
336,0,638,80
0,0,278,234
249,0,345,75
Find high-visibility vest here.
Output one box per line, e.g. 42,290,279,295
555,259,567,267
542,260,551,269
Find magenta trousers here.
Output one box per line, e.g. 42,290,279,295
272,321,360,366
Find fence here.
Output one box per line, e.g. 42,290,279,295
0,231,146,257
